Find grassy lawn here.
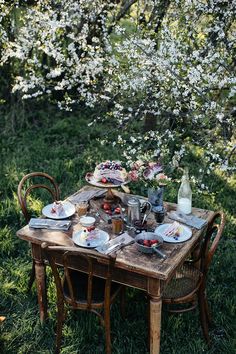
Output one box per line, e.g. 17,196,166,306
0,106,236,354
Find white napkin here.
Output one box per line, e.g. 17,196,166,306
29,218,72,231
168,211,207,230
96,232,134,254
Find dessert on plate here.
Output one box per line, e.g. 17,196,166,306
93,160,128,184
51,201,64,215
80,228,100,246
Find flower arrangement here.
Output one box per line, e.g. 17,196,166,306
128,160,170,189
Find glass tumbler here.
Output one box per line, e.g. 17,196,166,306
112,216,123,234
76,202,88,216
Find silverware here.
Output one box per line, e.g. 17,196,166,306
105,237,125,254
29,219,71,229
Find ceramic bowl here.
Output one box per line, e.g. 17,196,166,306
80,216,96,227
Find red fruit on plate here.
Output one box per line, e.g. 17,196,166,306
114,207,121,214
101,177,107,183
143,240,150,247
87,226,95,232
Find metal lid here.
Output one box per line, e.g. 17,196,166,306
127,198,140,207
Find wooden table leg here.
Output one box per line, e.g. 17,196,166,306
149,295,162,354
35,260,48,323
148,278,162,354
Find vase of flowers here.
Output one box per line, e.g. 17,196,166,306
129,160,170,222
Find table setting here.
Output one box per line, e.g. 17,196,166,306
27,159,209,260
16,163,215,354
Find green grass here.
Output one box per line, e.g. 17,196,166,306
0,105,236,354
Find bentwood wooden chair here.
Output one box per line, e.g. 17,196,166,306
17,172,60,291
162,211,225,344
41,243,123,354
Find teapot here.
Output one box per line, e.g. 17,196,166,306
127,198,152,227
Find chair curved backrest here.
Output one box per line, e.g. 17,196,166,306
200,211,225,276
17,172,60,223
41,244,114,309
41,244,121,354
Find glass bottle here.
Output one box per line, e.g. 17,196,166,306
177,167,192,214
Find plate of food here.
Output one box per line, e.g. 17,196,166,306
154,222,192,243
86,160,130,188
72,229,109,248
42,201,76,219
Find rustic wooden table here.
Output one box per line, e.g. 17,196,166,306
16,187,213,354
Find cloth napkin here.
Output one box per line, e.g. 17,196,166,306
96,232,134,254
67,188,107,204
29,218,72,231
167,211,207,230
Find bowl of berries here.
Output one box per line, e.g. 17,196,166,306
135,232,167,259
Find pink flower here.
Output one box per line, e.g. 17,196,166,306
156,173,168,181
132,160,144,170
129,159,170,187
128,170,139,181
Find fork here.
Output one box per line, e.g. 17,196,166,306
105,237,126,254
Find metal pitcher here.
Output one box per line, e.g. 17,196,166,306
127,198,152,226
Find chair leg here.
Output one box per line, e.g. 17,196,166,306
204,296,212,326
198,288,210,345
104,306,111,354
120,287,126,319
27,260,36,292
55,305,65,354
147,296,150,351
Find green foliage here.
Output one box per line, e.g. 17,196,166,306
0,105,236,353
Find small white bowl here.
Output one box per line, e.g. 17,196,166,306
80,216,96,227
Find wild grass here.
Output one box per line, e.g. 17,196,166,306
0,105,236,354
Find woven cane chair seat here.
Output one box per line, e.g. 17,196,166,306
163,264,202,299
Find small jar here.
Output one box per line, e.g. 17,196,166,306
154,210,165,223
112,216,123,234
76,202,88,216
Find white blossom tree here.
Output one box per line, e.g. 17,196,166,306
0,0,235,187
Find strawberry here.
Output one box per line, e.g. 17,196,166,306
150,239,159,245
101,177,107,183
102,202,111,210
87,226,95,232
114,207,121,214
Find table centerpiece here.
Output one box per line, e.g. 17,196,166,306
128,159,171,222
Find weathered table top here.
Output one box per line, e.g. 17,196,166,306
17,187,214,282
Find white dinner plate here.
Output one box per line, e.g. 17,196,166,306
72,229,109,248
154,223,192,243
42,201,75,220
